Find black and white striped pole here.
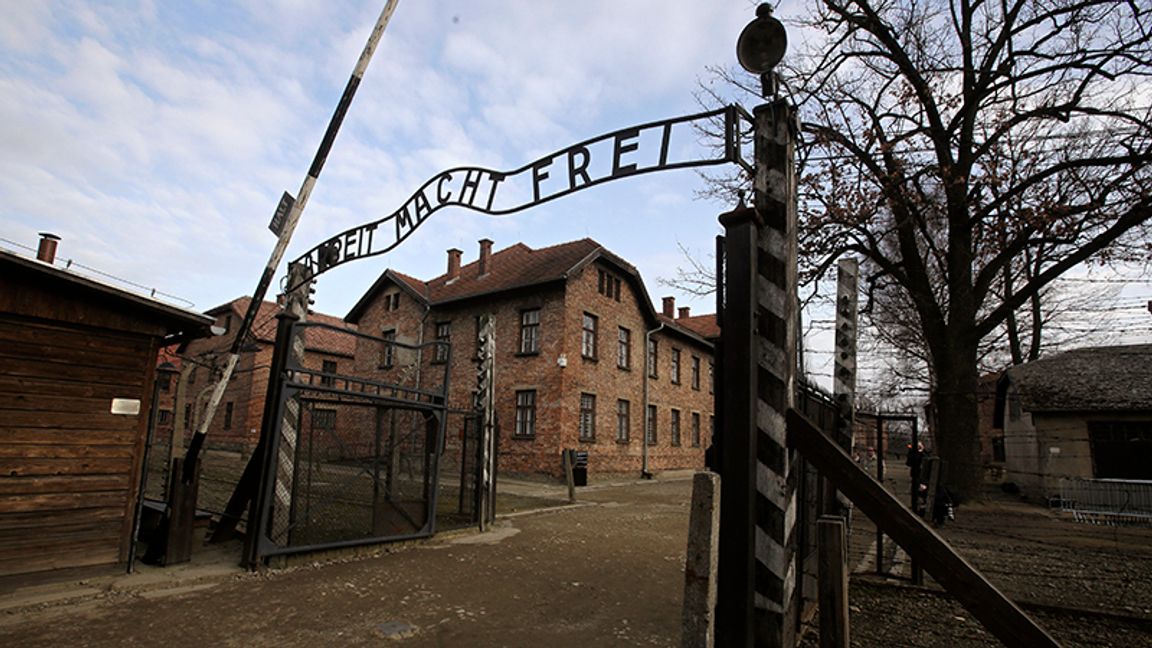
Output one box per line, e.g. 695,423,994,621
182,0,401,480
475,314,497,530
827,258,858,514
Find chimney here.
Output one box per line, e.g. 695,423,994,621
678,306,691,320
36,233,60,264
447,248,462,280
478,238,493,276
662,296,675,318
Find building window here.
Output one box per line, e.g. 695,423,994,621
648,339,658,378
646,405,658,446
184,404,192,428
581,313,598,359
188,367,196,385
1087,421,1152,479
224,402,234,430
691,356,701,390
321,359,337,386
158,409,172,426
691,412,701,447
520,309,540,354
515,390,537,438
617,327,631,369
579,393,597,441
671,349,681,384
671,409,682,446
313,408,336,430
616,399,630,443
597,269,622,301
381,329,396,368
158,371,172,392
385,292,401,311
434,321,451,363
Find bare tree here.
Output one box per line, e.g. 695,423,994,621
700,0,1152,499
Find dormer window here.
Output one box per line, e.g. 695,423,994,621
597,269,621,301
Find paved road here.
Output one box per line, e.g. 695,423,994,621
1,475,696,648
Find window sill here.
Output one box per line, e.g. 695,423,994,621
582,355,598,363
616,438,630,445
578,437,596,444
511,435,536,441
515,351,541,358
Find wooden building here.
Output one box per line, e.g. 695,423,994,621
0,240,213,580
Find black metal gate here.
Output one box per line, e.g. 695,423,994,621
248,320,455,561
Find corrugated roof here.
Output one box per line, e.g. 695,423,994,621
1006,344,1152,412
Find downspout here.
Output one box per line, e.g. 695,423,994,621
642,322,666,478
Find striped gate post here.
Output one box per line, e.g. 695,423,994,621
475,313,497,530
717,97,799,647
269,262,313,544
751,98,800,647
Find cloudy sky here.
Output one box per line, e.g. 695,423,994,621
1,0,774,315
3,1,1147,401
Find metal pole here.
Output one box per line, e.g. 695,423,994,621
875,416,884,576
183,0,401,478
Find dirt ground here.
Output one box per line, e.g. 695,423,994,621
2,472,1151,647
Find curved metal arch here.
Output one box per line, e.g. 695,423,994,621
289,105,751,284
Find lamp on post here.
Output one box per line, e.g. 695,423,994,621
736,3,787,98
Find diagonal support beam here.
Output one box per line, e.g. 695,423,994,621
785,409,1062,648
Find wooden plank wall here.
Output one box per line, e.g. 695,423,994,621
0,315,155,577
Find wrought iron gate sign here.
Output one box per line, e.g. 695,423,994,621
291,106,749,280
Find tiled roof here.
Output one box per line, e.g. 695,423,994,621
426,239,601,304
675,313,720,340
1006,344,1152,412
346,238,716,349
210,297,357,357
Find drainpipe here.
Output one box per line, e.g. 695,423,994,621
642,322,666,478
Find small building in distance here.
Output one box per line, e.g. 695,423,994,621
345,238,716,477
995,344,1152,497
0,236,213,581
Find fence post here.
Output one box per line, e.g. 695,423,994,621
817,515,849,648
829,258,858,516
683,471,721,648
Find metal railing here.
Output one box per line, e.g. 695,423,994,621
1059,478,1152,526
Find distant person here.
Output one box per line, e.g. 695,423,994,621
906,441,926,514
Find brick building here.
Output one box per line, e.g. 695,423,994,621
345,238,716,477
165,297,356,454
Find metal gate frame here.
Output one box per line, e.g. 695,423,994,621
247,316,451,564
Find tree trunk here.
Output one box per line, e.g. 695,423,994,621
932,344,983,502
